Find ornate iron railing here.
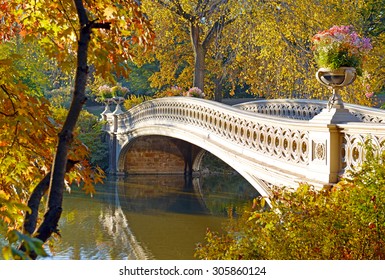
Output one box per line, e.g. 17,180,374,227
235,99,385,123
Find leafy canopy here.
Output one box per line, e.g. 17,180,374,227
139,0,385,104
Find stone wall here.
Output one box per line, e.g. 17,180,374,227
124,135,186,174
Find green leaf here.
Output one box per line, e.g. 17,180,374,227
2,246,13,260
7,230,19,244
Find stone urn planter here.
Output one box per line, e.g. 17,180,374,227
112,96,125,114
316,67,356,110
101,98,113,115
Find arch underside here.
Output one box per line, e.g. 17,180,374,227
120,135,187,174
117,125,303,198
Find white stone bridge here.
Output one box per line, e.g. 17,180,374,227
101,97,385,198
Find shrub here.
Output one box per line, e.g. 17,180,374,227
123,94,152,110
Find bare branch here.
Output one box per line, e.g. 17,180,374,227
200,0,228,18
0,85,17,117
90,21,111,30
202,13,235,50
156,0,194,21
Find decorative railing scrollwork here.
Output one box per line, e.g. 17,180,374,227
340,124,385,172
236,99,385,123
112,97,312,169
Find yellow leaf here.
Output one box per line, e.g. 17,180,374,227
104,6,117,19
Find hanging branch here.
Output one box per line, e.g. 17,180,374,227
23,160,79,236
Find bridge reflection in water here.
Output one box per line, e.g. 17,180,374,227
42,174,258,260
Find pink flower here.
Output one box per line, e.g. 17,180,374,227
365,92,374,98
312,25,372,74
185,87,205,98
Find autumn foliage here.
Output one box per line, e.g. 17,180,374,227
140,0,385,105
1,0,154,259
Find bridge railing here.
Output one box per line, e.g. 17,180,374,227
102,97,385,189
117,97,311,168
235,99,385,123
340,123,385,172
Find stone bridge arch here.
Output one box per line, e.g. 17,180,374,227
115,131,272,198
117,135,201,175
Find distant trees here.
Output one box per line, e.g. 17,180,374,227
141,0,245,100
139,0,385,104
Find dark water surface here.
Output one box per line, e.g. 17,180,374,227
31,174,259,260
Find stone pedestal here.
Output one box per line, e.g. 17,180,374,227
307,107,362,186
310,108,361,124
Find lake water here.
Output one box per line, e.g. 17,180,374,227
40,174,259,260
0,174,259,260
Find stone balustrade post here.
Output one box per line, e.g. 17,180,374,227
307,123,341,184
108,97,126,174
308,107,361,186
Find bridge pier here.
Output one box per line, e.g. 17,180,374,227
102,106,127,175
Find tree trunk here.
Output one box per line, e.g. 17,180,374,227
190,23,206,91
33,0,91,247
214,77,223,102
193,44,205,91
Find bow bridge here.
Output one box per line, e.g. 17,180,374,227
101,97,385,198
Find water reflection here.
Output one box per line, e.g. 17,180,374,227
98,183,149,260
39,174,258,260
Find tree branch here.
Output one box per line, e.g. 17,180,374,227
200,0,228,18
90,22,111,30
0,85,17,117
156,0,194,22
202,14,234,50
73,0,88,27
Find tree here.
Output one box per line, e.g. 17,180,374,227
0,51,103,258
141,0,385,104
1,0,154,258
141,0,241,100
